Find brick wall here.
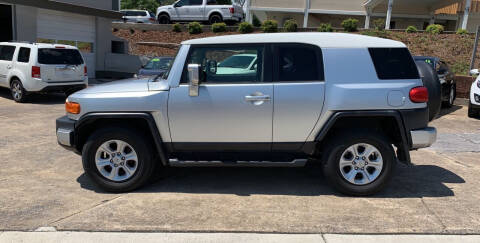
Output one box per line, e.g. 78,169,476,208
455,75,475,98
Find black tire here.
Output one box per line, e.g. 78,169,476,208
322,130,396,196
10,79,27,103
209,14,222,25
158,14,170,24
442,84,456,108
82,127,156,192
415,61,442,121
468,102,480,118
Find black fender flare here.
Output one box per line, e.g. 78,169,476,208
75,112,168,165
309,110,411,164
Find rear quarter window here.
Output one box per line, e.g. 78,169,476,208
368,48,419,80
38,48,84,65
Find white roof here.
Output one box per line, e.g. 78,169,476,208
0,42,78,49
182,33,406,48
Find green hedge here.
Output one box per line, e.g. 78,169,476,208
212,22,227,33
261,20,278,33
188,22,203,34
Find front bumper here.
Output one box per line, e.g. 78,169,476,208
410,127,437,149
56,116,79,153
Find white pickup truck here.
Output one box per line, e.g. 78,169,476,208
156,0,244,25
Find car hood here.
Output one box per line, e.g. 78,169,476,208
157,5,173,10
77,77,154,94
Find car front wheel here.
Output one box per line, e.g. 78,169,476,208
82,127,156,192
468,103,480,118
322,130,395,196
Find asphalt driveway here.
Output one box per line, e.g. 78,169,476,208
0,89,479,234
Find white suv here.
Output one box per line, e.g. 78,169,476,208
0,42,88,102
120,10,156,24
469,69,480,117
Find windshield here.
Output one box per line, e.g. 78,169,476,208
144,57,173,70
218,55,255,69
38,49,84,65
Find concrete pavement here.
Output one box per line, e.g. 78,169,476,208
1,232,480,243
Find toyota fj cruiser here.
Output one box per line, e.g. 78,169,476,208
56,33,437,196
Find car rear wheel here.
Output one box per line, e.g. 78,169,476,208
443,84,456,108
82,127,156,192
209,14,222,25
10,79,27,103
322,130,395,196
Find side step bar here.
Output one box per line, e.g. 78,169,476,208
169,159,308,167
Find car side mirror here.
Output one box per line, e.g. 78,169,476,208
207,60,217,74
174,3,181,7
470,69,479,76
188,64,200,97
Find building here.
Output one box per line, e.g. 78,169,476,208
246,0,480,32
0,0,140,78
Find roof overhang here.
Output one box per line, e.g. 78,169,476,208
1,0,122,19
364,0,462,12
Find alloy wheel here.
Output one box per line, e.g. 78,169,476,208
11,82,22,101
95,140,139,182
338,143,383,185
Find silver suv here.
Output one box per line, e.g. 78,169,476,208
56,33,437,196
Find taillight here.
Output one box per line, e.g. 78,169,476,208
229,7,234,13
149,17,155,21
84,66,87,76
409,86,429,103
32,66,41,78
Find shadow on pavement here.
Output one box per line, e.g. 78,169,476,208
437,105,462,118
0,87,66,105
77,163,464,198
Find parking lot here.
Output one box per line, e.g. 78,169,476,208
0,88,479,234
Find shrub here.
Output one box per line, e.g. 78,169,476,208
342,18,359,32
188,22,203,34
373,18,385,30
212,22,227,33
261,20,278,33
426,24,444,34
238,22,254,33
252,15,261,27
172,23,182,32
405,25,418,33
283,19,298,32
317,23,333,32
362,30,387,38
457,28,468,35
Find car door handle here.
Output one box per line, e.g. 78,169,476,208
6,65,12,69
244,95,271,102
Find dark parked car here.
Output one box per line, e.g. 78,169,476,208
414,56,456,108
138,57,173,76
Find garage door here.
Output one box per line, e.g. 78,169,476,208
37,9,96,78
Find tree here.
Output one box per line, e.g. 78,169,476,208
121,0,162,13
